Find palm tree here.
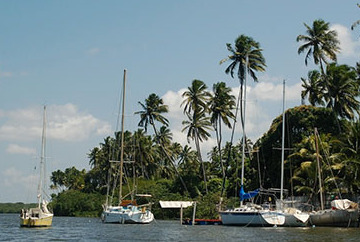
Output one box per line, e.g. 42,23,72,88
209,81,236,197
136,94,188,192
220,35,266,199
220,34,266,158
301,70,325,106
322,63,360,121
297,19,340,73
341,120,360,193
290,132,345,202
133,129,158,179
182,110,212,194
181,79,212,194
220,35,266,143
182,79,210,114
136,93,169,134
178,145,199,173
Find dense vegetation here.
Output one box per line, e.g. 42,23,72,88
0,203,37,213
48,12,360,218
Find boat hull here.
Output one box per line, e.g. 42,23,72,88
282,213,309,227
280,208,309,227
20,208,53,227
220,209,284,227
309,209,359,227
220,211,267,226
102,206,154,224
20,216,53,227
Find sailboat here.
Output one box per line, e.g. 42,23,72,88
219,57,285,227
309,128,359,227
101,69,154,224
276,80,309,227
20,106,53,227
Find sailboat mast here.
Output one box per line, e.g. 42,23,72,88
240,55,248,206
314,127,324,210
38,106,46,208
118,69,127,205
280,80,285,205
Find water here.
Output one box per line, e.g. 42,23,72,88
1,213,360,241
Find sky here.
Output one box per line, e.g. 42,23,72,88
0,0,359,203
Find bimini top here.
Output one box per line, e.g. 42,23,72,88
159,201,194,208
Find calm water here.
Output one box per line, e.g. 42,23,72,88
1,213,360,241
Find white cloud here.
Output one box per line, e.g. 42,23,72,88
331,24,360,59
0,71,12,78
49,104,111,141
250,81,302,102
2,167,37,190
6,144,36,155
162,89,217,159
161,80,297,159
86,48,100,55
0,104,111,142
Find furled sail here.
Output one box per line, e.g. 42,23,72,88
239,185,259,201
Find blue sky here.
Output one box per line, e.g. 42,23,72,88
0,0,359,202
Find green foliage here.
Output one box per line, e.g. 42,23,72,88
51,190,104,217
256,105,341,190
49,65,360,219
0,203,37,213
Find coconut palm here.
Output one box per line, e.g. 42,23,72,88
220,34,266,144
301,70,325,106
136,93,169,134
220,34,266,199
341,120,360,193
136,94,188,192
322,63,360,121
133,129,158,179
209,81,236,196
181,79,210,114
178,145,199,173
182,111,212,193
181,79,212,194
297,19,340,73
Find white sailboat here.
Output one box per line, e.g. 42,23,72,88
101,69,154,224
219,57,285,227
20,106,53,227
277,80,309,227
309,128,359,227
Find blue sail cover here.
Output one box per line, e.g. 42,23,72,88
240,185,259,201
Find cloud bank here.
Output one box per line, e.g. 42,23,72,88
0,104,111,142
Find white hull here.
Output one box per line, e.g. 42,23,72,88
220,205,285,226
309,209,359,227
102,205,154,224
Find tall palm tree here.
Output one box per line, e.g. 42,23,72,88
182,79,210,114
220,34,266,197
181,79,212,194
220,34,266,144
297,19,340,73
136,94,188,192
209,81,236,196
182,110,212,193
136,93,169,134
